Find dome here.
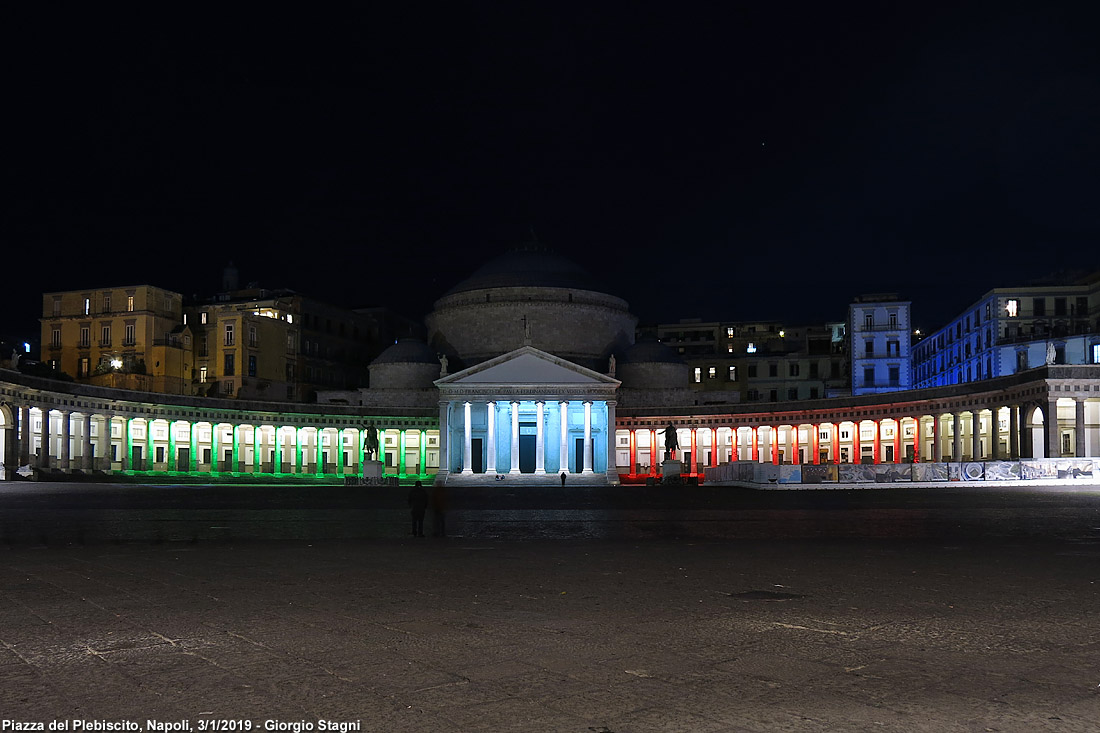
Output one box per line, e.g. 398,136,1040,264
620,339,685,365
371,338,439,366
443,243,603,296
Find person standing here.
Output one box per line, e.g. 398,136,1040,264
560,471,567,487
408,481,428,537
430,484,448,537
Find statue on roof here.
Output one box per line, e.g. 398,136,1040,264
1046,342,1056,366
608,354,616,378
439,353,449,377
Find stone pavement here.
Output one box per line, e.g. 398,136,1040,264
1,537,1098,732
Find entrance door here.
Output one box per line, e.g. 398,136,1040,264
471,438,483,473
575,438,584,473
519,422,536,473
177,447,190,470
132,445,143,471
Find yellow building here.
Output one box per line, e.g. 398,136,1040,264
188,298,298,401
40,285,194,395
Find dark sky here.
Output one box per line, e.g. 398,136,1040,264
8,3,1100,346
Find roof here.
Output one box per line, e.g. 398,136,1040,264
444,243,602,295
371,338,439,366
619,339,686,365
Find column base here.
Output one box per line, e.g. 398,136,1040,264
460,468,474,475
535,468,546,475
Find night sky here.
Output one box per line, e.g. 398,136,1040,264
8,3,1100,348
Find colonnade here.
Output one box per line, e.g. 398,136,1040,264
3,406,438,478
617,398,1098,476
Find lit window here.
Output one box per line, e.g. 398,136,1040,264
183,314,188,325
127,295,134,312
728,346,733,353
201,312,208,325
728,365,736,380
286,314,294,324
83,298,90,315
746,342,757,353
726,327,734,337
779,330,785,337
693,367,701,383
708,366,716,379
1005,299,1018,317
199,366,207,383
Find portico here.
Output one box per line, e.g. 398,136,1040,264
435,346,620,484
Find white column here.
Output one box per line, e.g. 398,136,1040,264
82,413,93,469
560,401,570,474
486,401,497,475
582,401,593,474
99,416,111,469
510,401,520,474
462,401,473,474
535,401,545,474
606,400,618,483
39,408,50,468
59,410,71,470
437,401,450,478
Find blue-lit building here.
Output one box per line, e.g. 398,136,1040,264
912,274,1100,389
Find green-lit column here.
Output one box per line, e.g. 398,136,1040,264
315,428,324,476
378,428,386,475
189,422,197,472
337,429,345,475
254,425,261,474
398,429,407,477
232,424,240,473
168,421,176,471
124,418,133,471
358,429,365,477
212,423,220,473
419,429,427,477
274,427,283,474
295,427,303,474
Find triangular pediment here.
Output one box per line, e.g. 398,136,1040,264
436,346,619,387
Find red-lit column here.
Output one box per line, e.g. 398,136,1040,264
690,428,697,474
894,419,902,464
912,417,921,463
751,426,759,462
852,421,861,464
711,428,718,467
812,424,820,465
771,426,779,466
651,429,658,476
832,423,840,464
629,429,636,476
792,424,800,465
873,420,881,464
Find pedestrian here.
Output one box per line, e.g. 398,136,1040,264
560,471,566,487
408,481,428,537
430,484,448,537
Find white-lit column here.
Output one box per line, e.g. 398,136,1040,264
485,401,497,475
606,400,618,483
559,401,570,473
82,413,93,470
99,416,111,469
60,410,71,470
582,401,593,474
462,401,473,474
38,408,50,468
510,401,520,474
535,401,545,474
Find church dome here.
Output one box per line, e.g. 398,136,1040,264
617,339,689,390
426,242,636,369
444,243,602,295
369,338,440,390
371,338,439,366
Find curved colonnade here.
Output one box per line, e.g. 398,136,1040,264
1,365,1098,482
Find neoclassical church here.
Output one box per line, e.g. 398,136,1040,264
2,245,1099,485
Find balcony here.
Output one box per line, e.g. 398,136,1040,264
857,323,904,332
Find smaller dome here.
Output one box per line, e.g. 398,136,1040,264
371,338,439,366
620,339,685,365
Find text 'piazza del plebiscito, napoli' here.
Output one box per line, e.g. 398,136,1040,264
3,244,1099,485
